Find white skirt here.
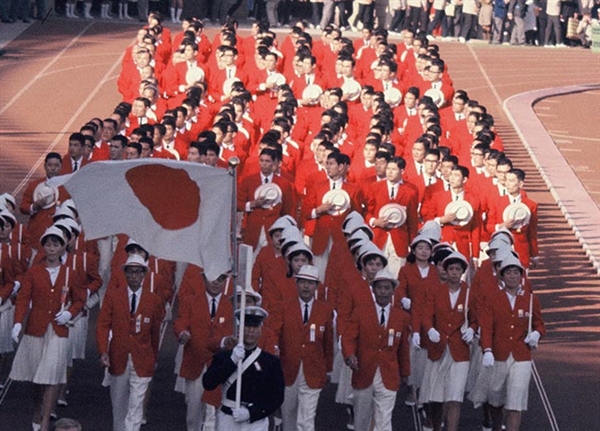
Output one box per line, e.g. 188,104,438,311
0,306,15,354
408,339,428,388
419,347,469,403
10,324,69,385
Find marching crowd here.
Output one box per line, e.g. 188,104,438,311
0,12,547,431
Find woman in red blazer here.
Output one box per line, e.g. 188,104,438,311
476,255,545,431
9,227,86,431
396,234,438,405
419,251,477,431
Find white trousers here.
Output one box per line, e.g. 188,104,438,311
184,367,207,431
353,368,397,431
109,355,152,431
281,365,322,431
383,235,406,278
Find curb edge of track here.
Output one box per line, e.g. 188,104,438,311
503,83,600,277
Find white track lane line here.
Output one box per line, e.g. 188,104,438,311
11,30,132,196
0,22,95,117
467,43,563,431
466,43,504,108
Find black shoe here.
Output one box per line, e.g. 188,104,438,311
1,17,15,23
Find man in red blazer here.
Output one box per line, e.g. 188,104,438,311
366,156,419,277
237,148,296,252
419,165,481,263
302,152,362,280
96,255,165,431
60,133,88,175
342,269,411,431
268,265,334,431
20,152,70,253
486,169,539,269
174,269,233,431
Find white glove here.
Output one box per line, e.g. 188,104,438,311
427,328,440,343
11,281,21,296
230,343,245,364
482,351,495,368
461,327,475,344
54,311,72,326
524,330,540,349
412,332,421,349
401,297,411,310
232,407,250,422
12,323,22,343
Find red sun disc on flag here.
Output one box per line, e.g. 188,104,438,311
125,165,200,230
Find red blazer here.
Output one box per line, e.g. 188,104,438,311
60,155,89,175
268,298,334,389
251,245,288,313
479,288,545,361
342,303,411,390
174,292,234,380
237,173,296,250
487,195,539,268
366,180,419,257
15,261,86,338
302,179,362,255
421,282,477,362
395,263,439,339
20,178,70,248
336,272,373,339
96,284,164,377
419,189,481,260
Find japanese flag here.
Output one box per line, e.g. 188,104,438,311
60,159,232,281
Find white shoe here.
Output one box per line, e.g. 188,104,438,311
458,36,466,43
426,34,435,41
32,423,41,431
556,43,566,47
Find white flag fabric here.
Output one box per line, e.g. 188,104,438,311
61,159,232,281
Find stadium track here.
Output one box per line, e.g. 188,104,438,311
0,18,599,431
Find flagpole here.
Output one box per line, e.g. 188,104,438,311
228,157,241,325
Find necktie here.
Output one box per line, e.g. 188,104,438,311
73,161,78,172
211,298,216,319
502,188,507,196
419,164,423,175
303,303,309,324
428,177,433,185
228,68,232,78
456,195,460,201
332,182,336,190
130,293,137,315
264,176,269,184
380,308,385,326
390,186,395,199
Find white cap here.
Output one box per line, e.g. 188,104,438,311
499,254,524,274
231,285,263,306
491,227,514,245
285,242,314,261
40,226,67,246
0,209,17,227
419,220,442,243
53,218,81,236
294,265,320,282
121,254,150,271
410,234,433,249
268,215,297,234
53,204,77,221
0,193,16,210
371,268,399,288
442,251,469,270
359,243,388,267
